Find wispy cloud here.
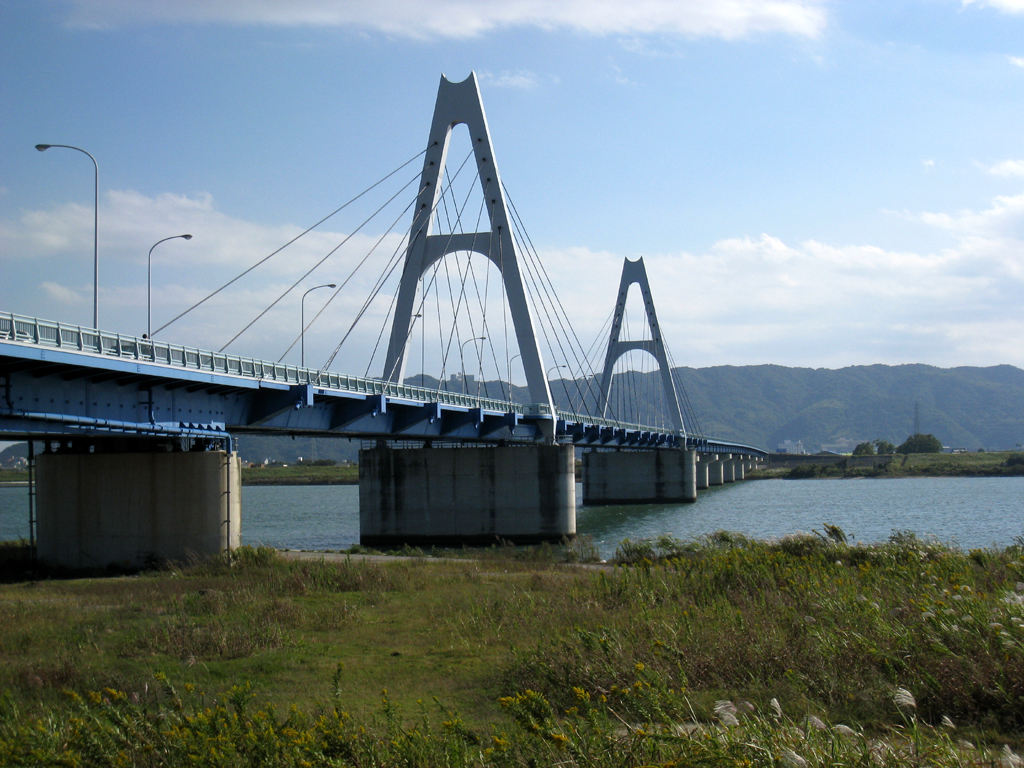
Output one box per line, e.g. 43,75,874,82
62,0,827,40
1010,56,1024,68
985,159,1024,176
478,70,539,89
963,0,1024,14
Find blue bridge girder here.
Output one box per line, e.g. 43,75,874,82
0,312,767,457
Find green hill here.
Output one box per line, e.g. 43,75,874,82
669,363,1024,452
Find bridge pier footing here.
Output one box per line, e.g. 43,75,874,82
358,444,575,546
36,440,240,569
582,449,697,505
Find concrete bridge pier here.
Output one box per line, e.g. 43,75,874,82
582,449,697,505
35,438,240,569
359,444,575,546
723,454,737,483
705,454,724,486
696,456,709,490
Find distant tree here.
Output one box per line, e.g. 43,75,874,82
874,439,896,455
852,442,875,456
896,433,943,454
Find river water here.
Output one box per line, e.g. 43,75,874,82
2,477,1021,558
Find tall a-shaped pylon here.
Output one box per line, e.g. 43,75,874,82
382,73,554,416
597,257,685,436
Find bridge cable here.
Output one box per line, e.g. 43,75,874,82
219,169,423,352
153,148,426,336
464,192,508,398
277,192,419,363
501,201,574,401
371,148,478,386
427,159,483,388
503,184,606,418
580,306,615,413
503,187,605,418
321,230,414,377
313,146,477,379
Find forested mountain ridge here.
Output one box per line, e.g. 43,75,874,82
669,363,1024,452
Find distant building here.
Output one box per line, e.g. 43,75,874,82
777,439,807,455
820,437,862,455
448,373,476,391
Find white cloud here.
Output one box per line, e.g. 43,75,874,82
986,159,1024,177
478,70,539,89
1010,56,1024,68
62,0,827,40
40,282,84,304
5,184,1024,372
963,0,1024,13
532,189,1024,369
0,189,409,361
922,159,935,170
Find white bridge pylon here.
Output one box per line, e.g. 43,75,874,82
598,257,686,436
382,72,555,416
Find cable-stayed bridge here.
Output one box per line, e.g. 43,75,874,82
1,73,765,567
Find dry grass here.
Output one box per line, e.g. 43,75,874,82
0,534,1022,765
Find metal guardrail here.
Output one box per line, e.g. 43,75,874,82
0,312,773,454
0,311,670,437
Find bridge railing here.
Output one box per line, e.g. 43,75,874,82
2,312,768,453
0,312,549,417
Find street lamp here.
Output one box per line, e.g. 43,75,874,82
147,234,192,338
460,336,486,394
36,144,99,328
546,365,569,380
507,353,522,391
547,364,571,411
301,283,336,367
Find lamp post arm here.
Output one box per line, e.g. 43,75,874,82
36,144,99,328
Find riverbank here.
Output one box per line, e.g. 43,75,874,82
753,449,1024,480
3,451,1022,490
242,464,359,485
0,532,1021,765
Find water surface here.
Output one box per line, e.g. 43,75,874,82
3,476,1021,559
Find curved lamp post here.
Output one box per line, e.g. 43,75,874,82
36,143,99,328
547,365,570,411
507,352,522,391
148,234,192,338
546,364,568,380
301,283,336,367
460,336,486,393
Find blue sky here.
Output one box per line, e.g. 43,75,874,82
2,0,1024,382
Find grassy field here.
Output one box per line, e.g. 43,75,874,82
1,531,1023,765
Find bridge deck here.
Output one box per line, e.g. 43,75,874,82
0,312,766,457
